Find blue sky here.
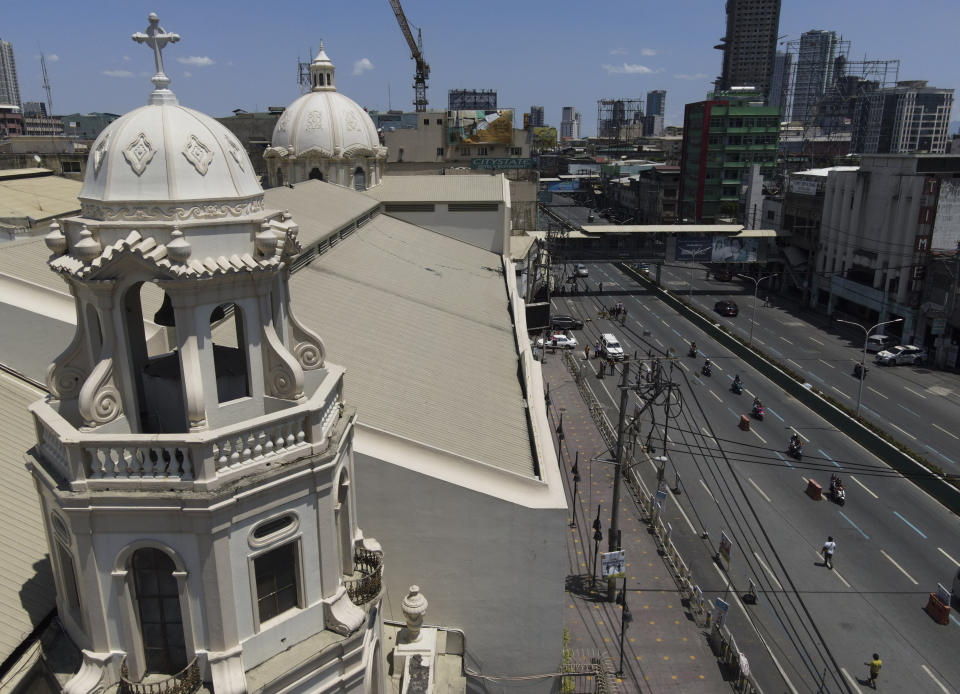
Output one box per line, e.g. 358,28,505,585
4,0,958,133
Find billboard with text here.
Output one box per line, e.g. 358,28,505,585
448,109,514,145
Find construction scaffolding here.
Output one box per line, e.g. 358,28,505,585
596,98,644,142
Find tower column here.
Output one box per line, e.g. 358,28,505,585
170,292,209,431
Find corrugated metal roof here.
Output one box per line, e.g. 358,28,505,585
290,214,535,477
264,180,378,248
582,224,745,234
0,373,55,663
364,175,506,203
0,236,65,293
0,175,82,223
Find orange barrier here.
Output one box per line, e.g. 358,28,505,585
805,479,822,501
739,415,750,431
925,593,951,625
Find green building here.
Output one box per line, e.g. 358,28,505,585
679,94,780,222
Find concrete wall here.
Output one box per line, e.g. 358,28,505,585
353,452,566,693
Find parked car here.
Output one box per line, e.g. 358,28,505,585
536,331,578,350
865,334,896,353
599,333,625,361
875,344,926,366
551,314,584,330
714,300,739,317
575,263,589,277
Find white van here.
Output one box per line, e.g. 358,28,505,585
600,333,625,361
866,334,895,353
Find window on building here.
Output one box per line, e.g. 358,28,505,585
436,119,442,125
254,542,300,623
477,147,488,156
436,147,444,157
57,542,82,611
510,147,522,156
423,118,429,126
62,161,81,174
458,147,470,156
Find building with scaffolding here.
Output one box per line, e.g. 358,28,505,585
597,98,644,140
769,51,793,114
789,30,839,124
714,0,782,98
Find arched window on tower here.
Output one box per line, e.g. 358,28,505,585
210,303,250,404
335,471,353,575
124,282,186,433
353,167,366,191
131,548,187,675
309,167,323,181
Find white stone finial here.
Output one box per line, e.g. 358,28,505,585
45,220,67,254
401,585,428,643
132,12,181,93
74,226,102,262
166,227,192,264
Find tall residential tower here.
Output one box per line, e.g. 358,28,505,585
714,0,782,98
0,38,21,107
791,30,839,124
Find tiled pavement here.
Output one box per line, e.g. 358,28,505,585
542,351,730,693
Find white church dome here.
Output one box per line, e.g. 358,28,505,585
265,43,385,190
80,102,261,205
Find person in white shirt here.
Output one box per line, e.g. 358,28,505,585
822,536,836,569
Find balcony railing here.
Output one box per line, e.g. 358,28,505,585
31,371,344,491
344,548,383,606
119,657,200,694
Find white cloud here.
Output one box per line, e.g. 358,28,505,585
47,54,59,62
602,63,660,75
353,58,374,76
177,56,214,66
183,71,193,78
609,48,627,56
639,48,657,56
102,69,135,78
674,72,708,80
123,56,131,63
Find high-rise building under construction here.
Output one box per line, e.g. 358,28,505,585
0,39,21,108
791,30,839,124
714,0,782,98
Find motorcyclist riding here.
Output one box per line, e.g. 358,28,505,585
689,341,698,357
732,374,743,393
702,359,712,376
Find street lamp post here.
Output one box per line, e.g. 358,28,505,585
570,455,580,528
836,317,903,417
592,506,603,589
616,578,632,677
736,273,777,347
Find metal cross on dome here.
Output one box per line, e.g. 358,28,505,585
132,13,180,83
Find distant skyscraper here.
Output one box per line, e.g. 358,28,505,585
22,100,47,117
560,106,580,140
715,0,782,98
791,30,839,124
0,39,21,108
646,90,666,118
769,51,793,114
530,105,544,127
852,81,954,154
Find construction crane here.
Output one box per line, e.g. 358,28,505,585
386,0,430,111
40,53,53,115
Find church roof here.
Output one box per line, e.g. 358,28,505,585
365,175,508,203
264,179,378,247
285,214,536,478
0,373,55,665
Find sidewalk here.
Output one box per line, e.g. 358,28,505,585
542,350,730,693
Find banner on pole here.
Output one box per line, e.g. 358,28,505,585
601,550,626,578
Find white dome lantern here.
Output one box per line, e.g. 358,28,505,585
265,42,386,191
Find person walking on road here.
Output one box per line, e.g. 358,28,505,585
822,536,836,569
864,653,882,688
584,344,590,360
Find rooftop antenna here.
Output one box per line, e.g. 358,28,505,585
297,47,314,95
40,53,54,114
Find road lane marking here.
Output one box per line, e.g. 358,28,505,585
779,336,791,343
791,427,804,440
849,475,878,499
894,511,927,539
807,371,825,384
925,445,957,466
840,668,864,693
831,387,851,399
933,422,959,440
661,319,670,327
748,478,771,503
952,613,960,629
904,385,927,399
867,386,888,399
654,337,665,348
787,359,803,369
811,549,851,585
766,406,785,422
898,403,919,417
809,337,825,346
774,451,794,468
887,421,917,440
710,389,722,402
880,549,919,584
938,547,960,567
817,448,842,468
677,361,689,371
752,550,782,589
839,511,870,540
921,664,951,693
672,328,683,338
752,428,767,444
817,359,835,369
713,362,723,372
699,478,715,500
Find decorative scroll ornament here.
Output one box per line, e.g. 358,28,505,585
228,138,245,170
261,320,305,401
183,134,214,175
79,357,123,427
277,113,289,133
123,132,156,176
305,110,325,131
93,135,109,176
343,110,361,133
288,302,325,370
81,197,265,222
47,317,91,400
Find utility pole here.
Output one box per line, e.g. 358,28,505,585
607,362,630,601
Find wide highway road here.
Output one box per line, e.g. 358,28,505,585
547,262,960,694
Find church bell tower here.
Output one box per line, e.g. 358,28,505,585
27,14,385,694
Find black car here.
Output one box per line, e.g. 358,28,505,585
551,314,584,330
714,300,739,317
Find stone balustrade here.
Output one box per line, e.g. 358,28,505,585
30,370,344,491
